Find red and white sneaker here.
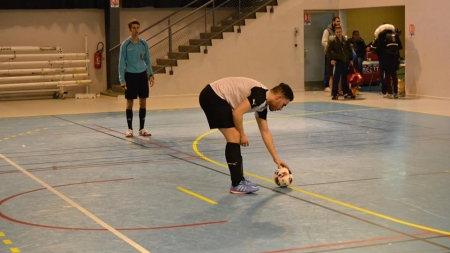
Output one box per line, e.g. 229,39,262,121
138,128,151,136
125,129,133,137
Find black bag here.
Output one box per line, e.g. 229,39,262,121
385,32,399,55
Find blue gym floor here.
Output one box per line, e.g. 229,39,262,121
1,101,449,253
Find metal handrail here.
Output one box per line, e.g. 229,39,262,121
145,0,229,43
150,0,274,73
109,0,206,52
111,0,275,74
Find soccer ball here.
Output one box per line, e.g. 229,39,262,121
273,166,293,188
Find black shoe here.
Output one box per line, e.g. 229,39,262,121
344,93,356,99
331,95,338,100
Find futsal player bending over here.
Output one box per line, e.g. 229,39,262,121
118,18,155,137
199,77,293,194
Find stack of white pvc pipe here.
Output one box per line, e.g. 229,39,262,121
0,45,92,95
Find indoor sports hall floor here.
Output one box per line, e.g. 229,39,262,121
1,91,449,253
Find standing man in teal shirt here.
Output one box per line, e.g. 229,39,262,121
119,18,155,137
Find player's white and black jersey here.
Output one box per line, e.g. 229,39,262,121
210,77,269,120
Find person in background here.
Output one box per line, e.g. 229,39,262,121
322,17,340,93
119,19,155,137
326,26,355,100
375,24,403,99
349,30,366,74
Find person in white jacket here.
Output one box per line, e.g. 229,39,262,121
322,17,340,92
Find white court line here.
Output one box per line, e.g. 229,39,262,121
0,153,151,253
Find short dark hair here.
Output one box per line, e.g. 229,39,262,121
128,19,140,29
352,30,359,35
272,83,294,101
332,17,340,22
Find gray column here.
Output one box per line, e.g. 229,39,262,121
105,1,121,89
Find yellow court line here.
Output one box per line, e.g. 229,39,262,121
3,239,12,245
192,108,450,236
192,108,378,168
10,248,20,253
0,232,4,237
177,187,217,205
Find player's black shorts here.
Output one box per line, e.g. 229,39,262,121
199,84,235,129
124,71,149,99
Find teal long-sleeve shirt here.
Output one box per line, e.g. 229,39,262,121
118,38,153,84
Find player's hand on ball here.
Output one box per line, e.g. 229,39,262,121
274,158,289,170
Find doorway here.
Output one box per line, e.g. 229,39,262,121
304,11,336,91
303,7,405,93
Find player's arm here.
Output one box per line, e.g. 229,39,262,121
321,29,329,48
326,38,334,65
143,41,155,87
118,43,127,88
232,99,252,146
255,116,290,169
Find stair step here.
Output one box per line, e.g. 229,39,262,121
200,32,223,40
167,52,189,60
156,58,178,67
211,26,234,33
221,19,245,26
253,5,269,12
100,87,123,97
152,65,167,74
111,85,125,93
189,39,212,46
178,45,201,53
100,92,123,98
231,12,256,19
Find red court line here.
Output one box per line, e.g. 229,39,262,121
0,178,226,231
0,156,198,175
1,123,207,176
258,231,433,253
95,124,202,159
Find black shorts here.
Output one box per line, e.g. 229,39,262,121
199,84,235,129
124,71,149,99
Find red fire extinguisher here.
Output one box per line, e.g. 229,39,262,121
94,42,104,69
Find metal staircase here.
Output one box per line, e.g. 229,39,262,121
104,0,277,97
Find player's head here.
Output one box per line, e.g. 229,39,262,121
268,83,294,112
352,30,360,40
128,19,140,36
332,17,340,27
334,26,343,37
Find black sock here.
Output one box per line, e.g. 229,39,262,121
126,109,133,129
139,108,146,130
225,142,243,187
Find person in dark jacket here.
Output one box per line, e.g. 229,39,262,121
349,30,366,74
375,24,403,98
326,26,355,100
